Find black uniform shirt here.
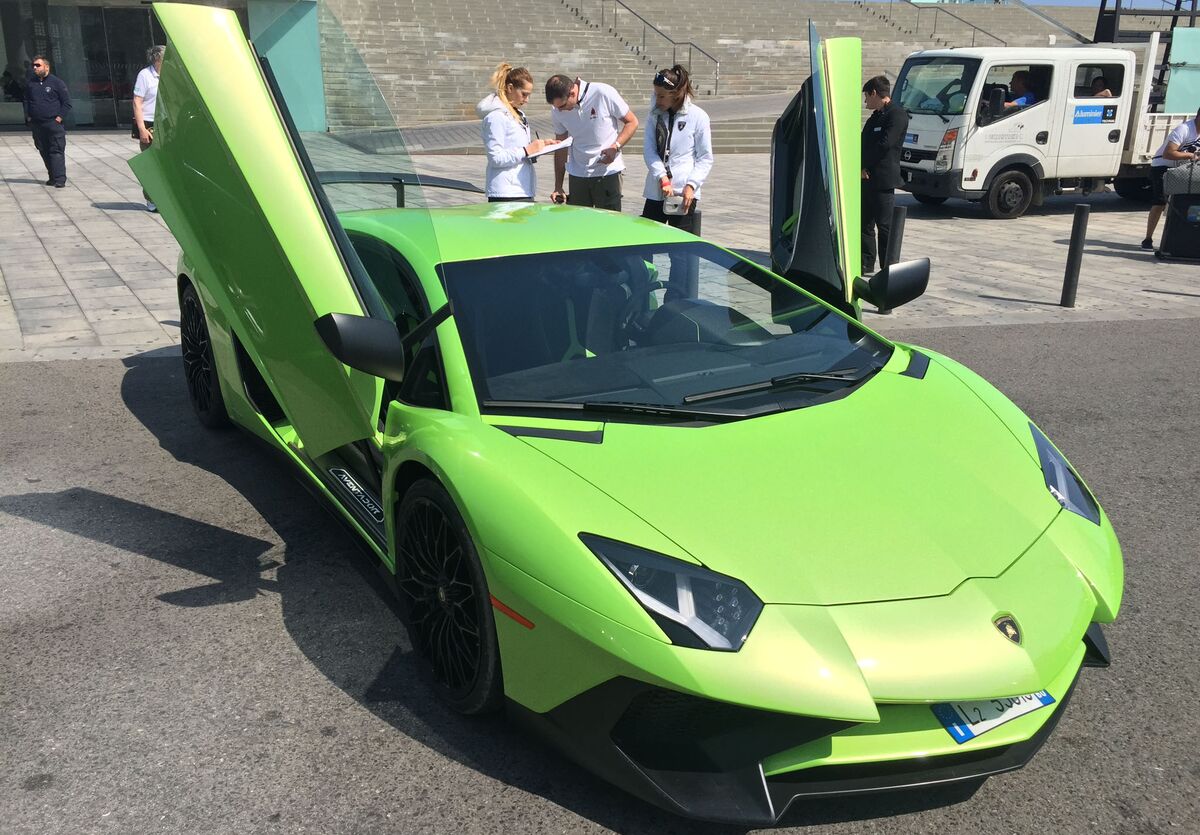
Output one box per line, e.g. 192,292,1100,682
24,74,72,122
861,99,909,191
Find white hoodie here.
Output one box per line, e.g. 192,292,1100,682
477,94,535,199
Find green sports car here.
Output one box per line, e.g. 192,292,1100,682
132,4,1123,825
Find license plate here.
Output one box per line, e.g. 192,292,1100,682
905,133,918,143
931,691,1055,744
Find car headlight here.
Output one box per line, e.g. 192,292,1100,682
1030,423,1100,525
581,534,763,651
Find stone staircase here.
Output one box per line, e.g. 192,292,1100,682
321,0,659,127
316,0,1190,148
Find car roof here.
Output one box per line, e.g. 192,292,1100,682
338,203,698,268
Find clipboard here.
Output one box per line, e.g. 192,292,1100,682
527,136,572,159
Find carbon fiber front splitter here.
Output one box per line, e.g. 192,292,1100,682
508,671,1080,826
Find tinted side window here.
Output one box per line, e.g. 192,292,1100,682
1073,64,1123,99
348,234,448,410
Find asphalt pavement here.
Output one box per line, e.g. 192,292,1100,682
1,316,1198,834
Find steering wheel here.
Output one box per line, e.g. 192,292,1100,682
618,280,667,347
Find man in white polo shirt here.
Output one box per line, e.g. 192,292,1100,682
133,44,165,212
545,74,639,211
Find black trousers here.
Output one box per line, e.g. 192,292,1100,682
31,119,67,186
568,172,622,211
861,187,894,274
643,198,702,299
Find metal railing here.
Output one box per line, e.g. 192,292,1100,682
1007,0,1090,44
879,0,1007,47
561,0,720,94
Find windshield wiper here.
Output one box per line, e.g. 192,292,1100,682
482,399,746,422
682,367,866,404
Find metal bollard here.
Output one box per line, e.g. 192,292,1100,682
1060,204,1089,308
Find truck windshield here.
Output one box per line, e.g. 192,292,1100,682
897,57,981,116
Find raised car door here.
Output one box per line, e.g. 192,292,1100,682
129,3,377,458
770,24,861,313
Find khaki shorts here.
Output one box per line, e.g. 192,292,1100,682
567,172,622,211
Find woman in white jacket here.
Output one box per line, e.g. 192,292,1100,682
642,64,713,235
477,64,555,201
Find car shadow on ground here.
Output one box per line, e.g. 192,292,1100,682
895,193,1140,220
85,350,982,833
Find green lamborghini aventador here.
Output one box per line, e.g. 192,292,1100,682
132,4,1123,825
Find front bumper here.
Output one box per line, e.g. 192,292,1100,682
900,166,983,201
510,647,1090,825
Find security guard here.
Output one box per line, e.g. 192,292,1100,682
861,75,908,275
24,55,72,188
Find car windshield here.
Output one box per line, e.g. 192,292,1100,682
897,57,981,116
439,242,891,418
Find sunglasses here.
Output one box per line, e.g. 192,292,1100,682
653,70,678,90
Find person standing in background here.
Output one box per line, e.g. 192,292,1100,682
545,73,638,210
1143,105,1199,250
476,63,556,202
641,65,712,234
860,74,908,276
133,45,165,211
24,55,71,188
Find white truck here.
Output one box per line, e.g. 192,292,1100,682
894,32,1192,218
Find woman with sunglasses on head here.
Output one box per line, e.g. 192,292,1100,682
642,65,713,234
476,63,557,202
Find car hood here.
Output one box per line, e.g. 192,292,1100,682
513,356,1060,605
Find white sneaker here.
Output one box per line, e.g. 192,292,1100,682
146,201,157,212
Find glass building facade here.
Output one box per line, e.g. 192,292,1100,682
1,0,247,128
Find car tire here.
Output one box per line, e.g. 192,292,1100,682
912,193,948,206
1114,177,1152,203
179,282,230,429
985,170,1034,219
395,479,503,715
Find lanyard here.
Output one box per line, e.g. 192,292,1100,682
660,109,677,179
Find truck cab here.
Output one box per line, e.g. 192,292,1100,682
897,46,1137,218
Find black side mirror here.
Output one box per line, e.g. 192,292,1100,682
989,87,1005,118
315,312,406,381
854,258,930,311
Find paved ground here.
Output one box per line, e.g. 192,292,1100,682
2,131,1198,362
2,318,1197,834
1,127,1198,833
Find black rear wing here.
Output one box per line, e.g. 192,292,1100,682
316,171,484,208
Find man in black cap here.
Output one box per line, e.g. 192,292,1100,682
860,75,908,276
24,55,72,188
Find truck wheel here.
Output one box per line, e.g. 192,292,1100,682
912,193,948,206
1114,177,1152,203
985,170,1034,219
988,170,1036,218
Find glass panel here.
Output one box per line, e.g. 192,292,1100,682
101,7,152,126
440,242,889,412
243,0,460,308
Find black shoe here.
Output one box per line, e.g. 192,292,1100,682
53,182,65,189
1141,237,1154,250
44,179,53,186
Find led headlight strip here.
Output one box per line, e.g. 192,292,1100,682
581,534,763,651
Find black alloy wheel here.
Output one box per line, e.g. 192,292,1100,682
985,170,1034,219
179,282,229,428
396,479,502,714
